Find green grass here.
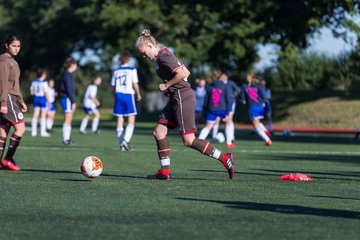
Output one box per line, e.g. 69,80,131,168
0,120,359,240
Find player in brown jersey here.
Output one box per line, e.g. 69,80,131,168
136,29,235,180
0,34,28,171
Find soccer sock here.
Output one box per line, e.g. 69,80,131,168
40,117,47,134
62,124,71,141
256,127,270,142
80,119,88,132
116,127,124,145
91,118,99,132
190,138,224,161
46,118,54,130
0,136,6,159
31,118,37,136
268,121,273,132
259,122,267,132
199,126,211,140
156,138,170,170
225,122,234,145
123,123,134,143
4,134,21,160
212,122,219,139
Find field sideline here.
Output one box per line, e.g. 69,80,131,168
0,121,359,240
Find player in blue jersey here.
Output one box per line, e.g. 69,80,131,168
136,29,235,180
30,69,50,137
59,58,77,145
260,78,273,135
46,79,57,132
194,77,207,124
79,75,102,134
111,51,142,151
240,73,272,146
199,70,234,146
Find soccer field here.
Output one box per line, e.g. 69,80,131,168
1,121,359,240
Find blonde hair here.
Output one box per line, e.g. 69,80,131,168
136,29,158,47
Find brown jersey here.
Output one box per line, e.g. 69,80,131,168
0,53,24,107
155,47,191,93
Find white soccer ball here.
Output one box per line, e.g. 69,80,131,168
80,156,103,178
215,132,225,143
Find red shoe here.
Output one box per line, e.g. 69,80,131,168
226,143,236,149
265,130,272,137
222,153,235,179
265,140,272,146
1,159,21,171
146,169,171,180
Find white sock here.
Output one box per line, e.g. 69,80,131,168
229,121,235,142
63,124,72,141
212,122,219,139
46,118,54,130
256,127,270,142
124,123,134,143
40,118,47,134
259,122,267,132
117,127,124,144
31,118,38,135
225,123,234,145
80,119,88,132
199,127,211,140
91,118,99,132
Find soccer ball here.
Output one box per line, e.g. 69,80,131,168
80,156,103,178
215,132,225,143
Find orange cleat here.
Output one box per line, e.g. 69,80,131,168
222,153,235,179
265,140,272,146
226,143,236,149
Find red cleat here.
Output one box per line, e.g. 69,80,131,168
226,143,236,149
146,169,171,180
1,159,21,171
222,153,235,179
265,130,272,137
265,140,272,146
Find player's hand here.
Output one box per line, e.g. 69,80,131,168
159,83,168,92
137,95,142,101
0,106,7,114
21,103,27,112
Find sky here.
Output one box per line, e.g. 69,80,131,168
254,15,359,71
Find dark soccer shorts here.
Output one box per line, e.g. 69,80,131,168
0,94,25,126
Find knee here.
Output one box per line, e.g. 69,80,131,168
153,128,164,140
183,139,192,147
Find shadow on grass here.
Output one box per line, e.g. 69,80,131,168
254,153,360,164
307,195,360,201
177,197,360,219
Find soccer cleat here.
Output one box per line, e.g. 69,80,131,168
146,169,171,180
226,143,236,149
91,130,99,134
222,153,235,179
1,159,21,171
40,132,50,137
265,140,272,146
265,130,272,137
120,140,131,151
62,139,74,145
79,131,87,135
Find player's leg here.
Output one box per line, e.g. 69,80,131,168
116,116,125,147
2,122,26,171
121,115,135,151
199,121,214,140
40,107,50,137
225,115,235,148
91,110,100,133
146,123,171,180
80,114,90,134
61,98,74,144
31,107,40,137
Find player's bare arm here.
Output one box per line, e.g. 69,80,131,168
159,66,189,91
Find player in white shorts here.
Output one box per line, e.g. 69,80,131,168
30,69,50,137
79,75,102,134
111,51,142,151
45,79,57,132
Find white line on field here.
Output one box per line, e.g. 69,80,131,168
20,146,360,156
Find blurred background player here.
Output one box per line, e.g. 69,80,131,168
136,29,234,180
194,77,207,125
198,70,233,147
59,57,77,145
212,69,241,148
111,51,142,151
46,79,57,132
260,78,273,135
240,73,272,146
79,75,102,134
0,34,28,171
30,69,50,137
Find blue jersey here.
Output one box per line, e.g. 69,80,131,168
204,80,231,113
225,79,241,104
240,83,266,106
59,70,76,103
194,86,206,112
